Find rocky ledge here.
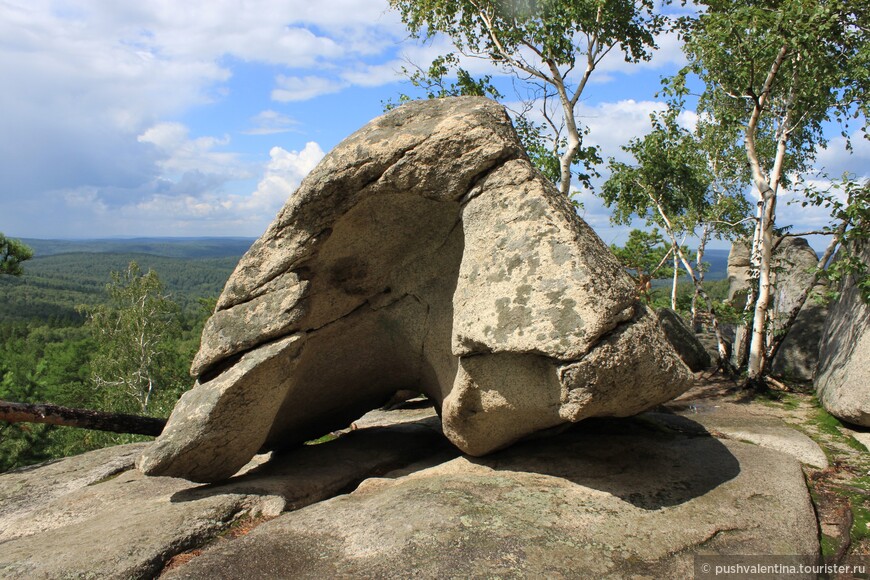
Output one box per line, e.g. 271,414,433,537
0,385,832,579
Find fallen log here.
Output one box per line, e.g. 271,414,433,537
0,400,166,436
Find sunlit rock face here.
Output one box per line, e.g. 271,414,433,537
138,97,692,483
816,240,870,426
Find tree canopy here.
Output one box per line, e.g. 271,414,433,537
0,234,33,276
602,107,711,232
389,0,666,195
602,104,750,361
610,228,675,302
80,262,186,414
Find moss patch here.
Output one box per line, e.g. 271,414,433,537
851,502,870,544
820,533,841,560
304,433,339,446
754,389,801,410
736,386,802,411
811,406,866,452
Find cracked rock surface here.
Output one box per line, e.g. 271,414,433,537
0,399,823,578
138,96,692,483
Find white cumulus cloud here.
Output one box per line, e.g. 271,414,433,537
272,76,347,102
244,142,326,213
138,123,246,178
243,111,301,135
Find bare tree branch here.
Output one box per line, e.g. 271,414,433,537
0,400,166,436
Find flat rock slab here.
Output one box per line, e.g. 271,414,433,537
657,402,829,469
346,399,438,431
0,442,148,537
165,418,819,579
0,420,452,579
847,431,870,452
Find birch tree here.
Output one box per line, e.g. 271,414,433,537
688,119,754,329
82,262,181,413
602,106,748,364
677,0,869,385
388,0,666,196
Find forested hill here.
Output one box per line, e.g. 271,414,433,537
21,237,255,259
0,238,255,472
0,238,254,324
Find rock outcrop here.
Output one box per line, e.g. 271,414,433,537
816,241,870,426
0,394,826,578
0,420,452,579
656,308,712,371
649,404,828,469
726,240,753,305
163,417,818,579
138,97,692,483
727,237,825,380
768,238,828,381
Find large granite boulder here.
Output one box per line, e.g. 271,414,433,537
769,238,828,381
770,237,822,317
727,237,825,380
768,298,829,381
139,97,692,482
816,241,870,426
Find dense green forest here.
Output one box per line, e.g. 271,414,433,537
20,237,255,259
0,252,243,324
0,239,250,473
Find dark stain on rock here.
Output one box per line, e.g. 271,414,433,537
328,257,369,295
545,298,585,340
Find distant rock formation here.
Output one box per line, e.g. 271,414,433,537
138,97,692,483
727,237,825,381
816,241,870,426
726,239,753,306
768,237,828,381
656,308,712,372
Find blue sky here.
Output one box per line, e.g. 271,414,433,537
1,1,867,249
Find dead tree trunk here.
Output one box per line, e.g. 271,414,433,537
0,400,166,436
